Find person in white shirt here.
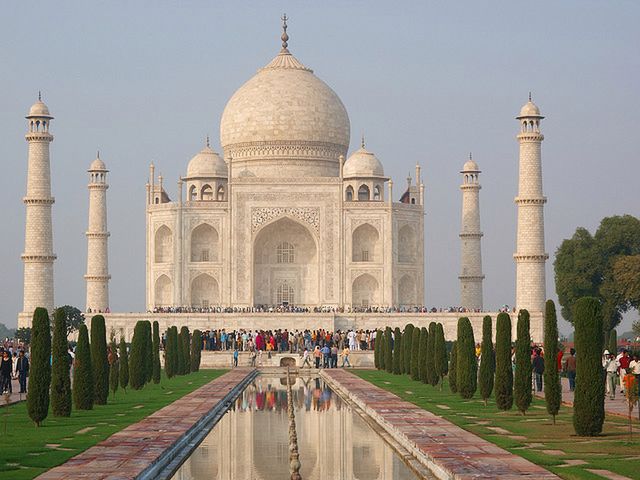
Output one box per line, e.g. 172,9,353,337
603,351,620,400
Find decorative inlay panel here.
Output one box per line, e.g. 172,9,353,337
251,207,320,234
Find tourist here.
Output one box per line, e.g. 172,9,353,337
532,348,544,392
564,348,576,392
0,350,12,394
250,349,256,367
15,350,29,393
302,348,312,368
340,346,352,368
618,349,630,394
321,344,330,368
233,348,238,367
603,351,619,400
330,344,338,368
313,346,322,369
628,353,640,385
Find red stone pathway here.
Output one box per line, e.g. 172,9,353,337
323,369,559,479
36,368,255,480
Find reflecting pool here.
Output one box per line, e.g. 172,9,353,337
170,375,424,479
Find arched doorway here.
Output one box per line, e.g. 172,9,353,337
398,274,416,307
154,275,172,307
154,225,172,263
190,274,219,308
352,273,379,307
191,223,219,262
398,225,416,263
253,217,318,306
352,223,380,262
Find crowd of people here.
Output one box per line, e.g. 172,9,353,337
0,339,30,394
150,305,491,314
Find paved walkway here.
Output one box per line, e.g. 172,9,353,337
37,368,255,480
534,377,635,418
0,378,27,407
323,369,559,480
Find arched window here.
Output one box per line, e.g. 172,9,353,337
191,223,218,262
201,184,213,201
277,282,294,305
352,223,379,262
276,241,295,264
189,185,197,201
345,186,354,201
154,225,173,263
217,185,225,201
358,184,370,201
373,185,381,201
411,198,416,204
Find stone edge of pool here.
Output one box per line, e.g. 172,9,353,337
321,369,560,480
35,368,258,480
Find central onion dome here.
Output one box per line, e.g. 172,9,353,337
220,20,350,178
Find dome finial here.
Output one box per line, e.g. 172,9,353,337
206,135,210,148
97,149,100,159
528,91,532,102
361,133,365,149
38,90,42,101
281,13,289,51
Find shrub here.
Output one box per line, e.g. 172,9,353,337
418,327,428,383
27,308,52,426
392,327,402,374
403,324,415,374
73,324,94,410
434,323,448,387
119,336,129,391
495,312,513,410
90,315,109,405
449,340,458,393
479,315,495,406
385,327,393,374
129,321,147,389
456,317,477,399
514,310,532,415
109,336,119,396
410,327,421,381
152,321,161,384
427,322,438,386
544,300,561,424
191,329,203,372
51,307,71,417
573,297,605,436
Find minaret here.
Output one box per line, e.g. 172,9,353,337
21,94,56,317
459,154,484,310
85,153,111,313
514,95,548,313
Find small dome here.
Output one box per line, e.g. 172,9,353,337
517,100,543,119
343,146,385,178
186,146,227,178
461,159,480,172
27,99,53,119
89,156,107,171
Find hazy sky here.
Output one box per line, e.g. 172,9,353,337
1,1,638,334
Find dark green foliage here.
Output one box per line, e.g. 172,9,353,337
73,324,94,410
573,297,605,436
608,329,617,354
191,329,203,372
392,327,402,374
51,308,71,417
514,310,532,415
129,321,147,389
53,305,85,336
27,308,52,426
479,316,495,405
495,312,513,410
165,326,179,378
179,326,191,375
410,327,421,380
418,327,428,383
426,322,438,386
456,317,477,399
119,337,129,391
384,327,393,374
152,321,161,384
14,327,31,344
378,330,386,370
449,340,458,393
90,315,109,405
544,300,561,423
403,324,415,374
434,323,448,384
109,337,119,396
374,329,382,369
143,321,153,383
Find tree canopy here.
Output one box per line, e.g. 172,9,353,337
554,215,640,330
52,305,86,336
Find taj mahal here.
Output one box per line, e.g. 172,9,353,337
17,19,549,342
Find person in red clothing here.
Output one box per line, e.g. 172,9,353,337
556,348,564,371
618,349,631,394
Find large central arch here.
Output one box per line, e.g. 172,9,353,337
253,217,318,306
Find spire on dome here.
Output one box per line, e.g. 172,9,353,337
529,91,532,102
97,150,100,159
206,135,210,148
38,91,42,101
361,133,365,149
281,13,289,52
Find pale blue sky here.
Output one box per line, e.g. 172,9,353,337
1,1,638,333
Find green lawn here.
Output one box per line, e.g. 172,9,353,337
354,370,640,480
0,369,226,480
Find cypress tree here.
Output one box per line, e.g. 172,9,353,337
165,326,179,378
573,297,605,436
410,327,421,381
152,321,161,384
456,317,477,399
392,327,402,374
109,337,119,396
434,323,448,388
180,326,191,375
418,327,428,383
191,329,203,372
608,329,617,355
544,300,561,424
427,322,438,386
119,336,129,391
27,308,52,426
374,329,382,369
384,326,393,374
514,310,532,415
143,321,153,383
449,340,458,393
479,315,495,406
51,307,71,417
495,312,513,410
129,321,147,389
73,324,94,410
177,327,185,375
403,324,415,374
378,330,386,371
90,315,109,405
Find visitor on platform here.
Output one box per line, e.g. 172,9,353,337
313,346,322,369
15,350,29,393
330,344,338,368
532,348,545,392
233,348,238,367
341,346,352,368
629,353,640,385
603,351,619,400
0,350,13,394
321,344,331,368
564,348,576,392
617,349,630,394
302,348,312,368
